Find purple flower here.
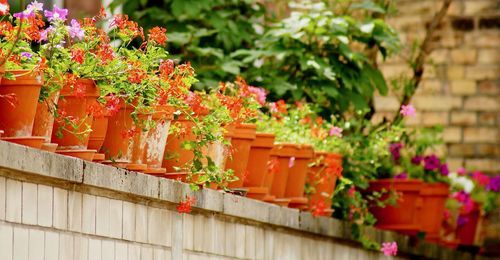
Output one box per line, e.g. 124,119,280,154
411,155,423,165
13,0,43,19
394,172,408,179
67,19,84,40
439,163,449,176
44,5,68,22
423,155,440,171
487,175,500,192
21,52,33,59
248,86,266,105
389,143,403,162
38,26,54,42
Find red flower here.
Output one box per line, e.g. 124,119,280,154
324,154,343,178
0,0,9,16
148,26,168,45
128,68,146,84
267,158,280,175
96,44,114,64
121,128,140,139
87,102,106,118
104,94,120,116
71,48,85,64
177,196,196,213
159,59,174,79
312,201,326,217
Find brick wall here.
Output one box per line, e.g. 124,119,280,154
375,0,499,174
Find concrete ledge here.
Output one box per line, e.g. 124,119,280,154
0,141,83,182
0,141,477,259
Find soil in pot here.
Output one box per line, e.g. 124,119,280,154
226,123,257,188
367,179,424,233
419,182,450,242
0,70,43,137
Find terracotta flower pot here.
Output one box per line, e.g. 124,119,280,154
367,179,423,233
456,203,481,245
226,123,257,188
285,144,314,199
162,117,197,172
269,143,298,198
0,70,43,137
101,101,151,170
419,182,450,242
33,91,60,143
88,115,109,151
244,133,275,187
307,152,342,215
52,79,99,150
143,105,174,172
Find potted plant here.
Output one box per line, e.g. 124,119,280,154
445,169,499,247
0,2,45,148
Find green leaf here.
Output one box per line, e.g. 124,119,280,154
350,1,386,14
221,60,241,75
364,65,388,95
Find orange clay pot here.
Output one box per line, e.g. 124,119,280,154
419,182,450,242
52,79,99,150
307,152,342,214
88,115,109,151
367,179,423,233
33,91,60,143
101,101,151,169
143,105,174,170
0,70,43,137
162,117,197,172
244,133,275,187
226,123,257,188
269,143,298,198
284,144,314,198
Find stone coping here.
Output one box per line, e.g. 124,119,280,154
0,140,476,260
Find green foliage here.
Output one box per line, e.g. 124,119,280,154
235,0,400,116
111,0,265,89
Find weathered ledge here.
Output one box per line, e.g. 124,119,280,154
0,140,480,259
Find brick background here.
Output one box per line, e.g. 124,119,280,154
376,0,499,174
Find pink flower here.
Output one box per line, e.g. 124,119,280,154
68,19,84,40
329,126,343,137
248,86,266,105
400,104,416,117
44,5,68,22
381,241,398,256
288,157,295,168
457,167,467,176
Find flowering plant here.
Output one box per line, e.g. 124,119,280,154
0,1,44,74
448,168,499,215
